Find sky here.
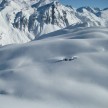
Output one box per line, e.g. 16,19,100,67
60,0,108,9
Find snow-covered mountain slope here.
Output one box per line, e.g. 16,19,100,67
30,1,80,37
37,23,108,40
0,0,108,46
0,27,108,108
76,7,108,26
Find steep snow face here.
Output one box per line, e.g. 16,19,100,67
99,9,108,26
77,7,100,14
29,1,81,36
0,27,108,108
0,0,35,45
76,7,105,26
0,0,108,45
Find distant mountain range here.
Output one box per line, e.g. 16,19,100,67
0,0,108,45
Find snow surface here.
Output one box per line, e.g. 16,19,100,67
0,26,108,108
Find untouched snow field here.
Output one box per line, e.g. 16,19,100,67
0,27,108,108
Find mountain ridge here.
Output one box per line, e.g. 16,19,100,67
0,0,108,46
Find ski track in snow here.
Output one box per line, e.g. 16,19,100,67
0,27,108,108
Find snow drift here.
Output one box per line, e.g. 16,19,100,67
0,26,108,108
